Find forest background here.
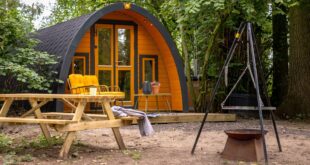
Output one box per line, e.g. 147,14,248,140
0,0,309,119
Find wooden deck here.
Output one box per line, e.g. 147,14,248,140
11,113,236,125
136,113,236,124
43,112,236,124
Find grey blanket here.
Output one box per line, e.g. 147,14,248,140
111,106,155,136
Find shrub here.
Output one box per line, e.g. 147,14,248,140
0,4,60,93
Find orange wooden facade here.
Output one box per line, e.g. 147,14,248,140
66,10,184,112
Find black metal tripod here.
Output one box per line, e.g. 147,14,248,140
191,22,282,164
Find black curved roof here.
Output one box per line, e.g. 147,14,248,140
35,14,92,60
34,2,188,112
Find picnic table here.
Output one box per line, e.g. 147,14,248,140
0,93,135,158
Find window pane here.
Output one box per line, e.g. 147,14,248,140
118,28,130,66
73,58,84,74
144,60,153,82
98,70,111,87
98,28,111,65
118,71,131,101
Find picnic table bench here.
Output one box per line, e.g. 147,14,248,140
0,93,136,158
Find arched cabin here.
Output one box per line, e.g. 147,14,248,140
35,2,188,112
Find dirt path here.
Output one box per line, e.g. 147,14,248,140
0,119,310,165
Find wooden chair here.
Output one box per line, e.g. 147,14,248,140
67,74,106,94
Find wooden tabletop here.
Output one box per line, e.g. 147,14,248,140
134,93,171,96
0,93,125,101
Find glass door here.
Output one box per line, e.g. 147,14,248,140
96,24,134,105
115,25,134,105
96,24,113,87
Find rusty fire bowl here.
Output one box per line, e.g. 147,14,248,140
222,129,268,162
224,129,268,140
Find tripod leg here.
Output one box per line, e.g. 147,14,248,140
248,23,268,164
270,111,282,151
250,23,282,153
191,108,209,154
191,22,247,154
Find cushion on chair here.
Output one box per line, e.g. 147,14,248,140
83,75,100,86
68,74,85,94
69,74,84,88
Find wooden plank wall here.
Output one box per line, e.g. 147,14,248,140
126,11,183,111
103,12,174,111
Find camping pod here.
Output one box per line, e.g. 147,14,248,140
34,2,188,112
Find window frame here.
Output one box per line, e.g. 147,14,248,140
139,55,158,88
71,53,89,75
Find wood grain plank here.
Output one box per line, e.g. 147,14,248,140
0,117,76,124
55,119,129,132
59,101,87,159
59,132,76,158
29,99,51,140
0,99,13,117
21,100,50,118
102,102,126,150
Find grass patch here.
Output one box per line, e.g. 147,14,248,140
122,149,141,161
0,134,64,164
0,133,64,154
3,152,19,165
29,134,63,149
3,152,33,165
20,153,33,162
0,134,12,148
0,134,13,153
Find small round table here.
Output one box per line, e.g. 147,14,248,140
134,93,172,113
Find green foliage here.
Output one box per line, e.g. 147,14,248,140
165,0,272,111
29,134,63,148
158,0,271,72
44,0,116,27
0,134,12,150
0,1,60,93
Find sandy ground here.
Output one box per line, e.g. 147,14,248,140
0,119,310,165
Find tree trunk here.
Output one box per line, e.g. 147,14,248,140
280,1,310,118
196,16,226,112
271,4,288,107
180,23,197,112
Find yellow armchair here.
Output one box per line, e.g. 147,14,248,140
67,74,125,98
